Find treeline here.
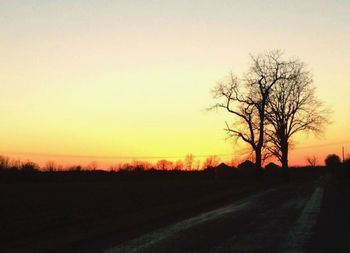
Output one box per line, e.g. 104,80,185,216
0,154,224,173
1,153,349,183
0,155,232,183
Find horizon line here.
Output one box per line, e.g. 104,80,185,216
1,140,350,161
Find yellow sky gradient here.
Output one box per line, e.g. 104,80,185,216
0,1,349,168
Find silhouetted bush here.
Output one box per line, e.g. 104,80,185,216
238,160,256,174
45,161,58,172
133,165,145,172
265,162,281,175
0,155,10,170
67,165,82,172
325,154,341,167
325,154,341,174
21,162,39,173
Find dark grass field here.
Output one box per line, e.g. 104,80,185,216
0,169,325,253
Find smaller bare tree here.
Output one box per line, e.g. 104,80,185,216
45,161,57,172
173,160,184,170
212,75,262,167
156,159,173,170
306,156,318,167
203,156,220,169
87,161,98,171
0,155,10,169
184,154,194,170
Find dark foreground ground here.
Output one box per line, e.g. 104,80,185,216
310,175,350,253
2,169,349,253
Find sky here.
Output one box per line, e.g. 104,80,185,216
0,0,349,168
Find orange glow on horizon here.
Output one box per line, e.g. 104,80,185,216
1,137,349,170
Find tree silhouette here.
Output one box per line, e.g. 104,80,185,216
306,156,318,167
202,156,220,169
0,155,10,170
45,161,57,172
212,50,298,171
265,58,330,172
325,154,341,172
156,159,173,170
21,161,39,173
184,154,194,170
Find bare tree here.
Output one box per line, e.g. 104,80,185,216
184,154,194,170
306,156,318,167
266,60,330,171
202,156,220,169
0,155,10,170
156,159,173,170
45,160,57,172
212,50,294,170
87,161,98,171
173,160,184,170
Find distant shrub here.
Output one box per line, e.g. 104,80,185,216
21,162,39,173
238,160,256,174
202,156,220,170
0,155,10,170
45,161,57,172
325,154,341,167
265,162,281,174
156,160,174,170
68,165,82,172
133,165,145,172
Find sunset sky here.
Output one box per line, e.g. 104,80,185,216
0,0,349,168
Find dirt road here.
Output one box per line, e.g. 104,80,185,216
104,178,327,253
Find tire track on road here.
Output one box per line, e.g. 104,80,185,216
282,180,324,252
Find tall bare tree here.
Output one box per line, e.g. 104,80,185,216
265,60,330,171
212,50,293,170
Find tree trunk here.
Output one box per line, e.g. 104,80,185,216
281,141,289,178
256,115,264,176
255,147,263,176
